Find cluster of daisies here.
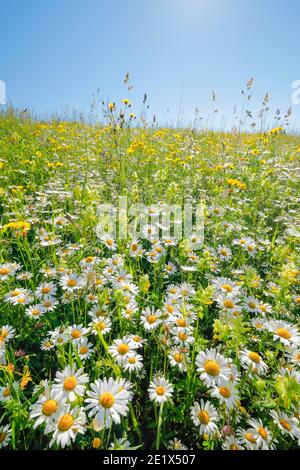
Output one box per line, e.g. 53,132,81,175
1,225,300,451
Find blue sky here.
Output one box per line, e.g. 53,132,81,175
1,0,300,128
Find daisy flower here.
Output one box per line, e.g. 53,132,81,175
167,438,188,450
190,400,219,436
168,348,189,372
236,427,260,450
0,424,11,449
0,382,18,402
217,246,232,261
29,382,62,429
60,273,85,292
270,410,299,439
222,435,244,450
266,320,300,347
85,377,131,429
89,317,112,336
247,418,276,450
40,296,58,312
243,296,260,314
35,281,57,298
53,365,89,402
216,295,241,314
240,350,268,375
212,277,240,296
26,304,46,319
109,337,138,365
140,306,162,331
68,324,90,344
171,327,195,347
210,379,239,409
101,234,116,251
127,334,146,348
148,376,173,404
48,405,86,448
122,352,144,373
0,325,15,342
77,338,95,360
196,348,231,386
41,338,55,351
0,263,18,281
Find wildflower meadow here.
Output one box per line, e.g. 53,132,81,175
1,85,300,452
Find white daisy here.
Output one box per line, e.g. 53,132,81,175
109,337,138,365
30,381,62,429
266,320,300,347
148,376,173,404
210,379,239,408
140,306,162,331
85,377,131,429
77,338,95,360
190,400,219,436
0,424,11,448
240,350,268,375
196,348,231,386
53,365,89,402
48,405,86,448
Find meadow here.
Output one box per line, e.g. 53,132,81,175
0,97,300,450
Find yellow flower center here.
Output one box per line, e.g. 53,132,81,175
229,443,239,450
155,386,165,396
222,284,233,292
223,299,234,309
3,388,11,398
178,332,187,341
71,329,81,339
245,433,257,444
43,301,52,307
258,427,268,440
219,386,231,398
85,256,94,263
99,392,115,408
117,343,129,355
248,302,256,309
11,289,21,296
204,360,220,376
128,357,137,364
67,279,77,287
177,319,186,327
132,336,141,342
41,287,51,294
198,410,210,424
63,376,77,391
147,315,157,324
42,399,58,416
174,353,183,363
275,328,291,340
0,268,10,276
79,346,88,355
166,305,174,314
58,413,74,431
279,419,291,431
31,309,41,316
95,322,106,331
248,351,261,363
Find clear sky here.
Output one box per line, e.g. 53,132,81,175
1,0,300,128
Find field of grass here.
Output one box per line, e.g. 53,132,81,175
0,105,300,450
